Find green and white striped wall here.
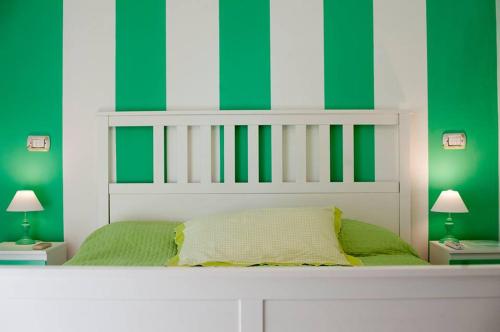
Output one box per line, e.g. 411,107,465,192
0,0,498,259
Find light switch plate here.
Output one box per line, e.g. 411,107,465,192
27,136,50,152
442,132,466,150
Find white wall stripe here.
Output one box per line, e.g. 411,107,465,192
166,0,219,109
373,0,428,258
270,0,324,109
63,0,115,256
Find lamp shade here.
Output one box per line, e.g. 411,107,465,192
431,190,468,213
7,190,44,212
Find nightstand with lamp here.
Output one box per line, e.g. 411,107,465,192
429,189,500,265
0,190,67,265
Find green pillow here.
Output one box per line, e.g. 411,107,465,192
66,221,180,266
339,219,419,257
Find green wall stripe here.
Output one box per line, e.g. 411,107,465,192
115,127,154,183
235,126,249,182
219,0,271,183
354,125,375,181
427,0,499,241
329,125,343,182
0,0,63,242
116,0,166,183
259,125,272,182
324,0,375,182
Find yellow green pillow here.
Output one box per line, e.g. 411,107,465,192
168,207,353,267
339,219,419,257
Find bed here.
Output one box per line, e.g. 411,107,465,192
1,110,499,332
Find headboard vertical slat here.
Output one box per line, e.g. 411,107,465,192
374,126,399,182
248,125,260,184
342,124,354,183
271,124,283,184
166,127,176,183
153,125,165,184
295,125,307,184
200,125,213,184
318,125,331,183
177,125,189,184
212,126,221,183
224,125,236,184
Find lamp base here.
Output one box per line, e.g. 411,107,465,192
17,213,36,245
439,236,460,244
16,238,36,245
439,215,459,244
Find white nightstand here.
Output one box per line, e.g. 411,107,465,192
0,242,67,266
429,240,500,265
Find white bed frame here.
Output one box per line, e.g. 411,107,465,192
1,110,500,332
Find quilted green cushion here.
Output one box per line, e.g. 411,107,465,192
65,221,180,266
339,219,419,257
169,207,352,267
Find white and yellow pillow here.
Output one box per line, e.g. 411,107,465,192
168,207,356,267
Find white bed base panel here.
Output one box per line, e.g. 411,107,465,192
1,266,500,332
98,110,412,243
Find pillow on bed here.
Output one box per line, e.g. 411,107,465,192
65,221,180,266
169,207,353,267
339,219,419,257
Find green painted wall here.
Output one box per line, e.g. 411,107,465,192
427,0,499,241
0,0,63,242
115,0,166,183
324,0,375,182
219,0,271,183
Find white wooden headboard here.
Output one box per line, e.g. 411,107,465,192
97,110,411,242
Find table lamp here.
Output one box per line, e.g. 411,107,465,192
7,190,44,245
431,189,469,243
